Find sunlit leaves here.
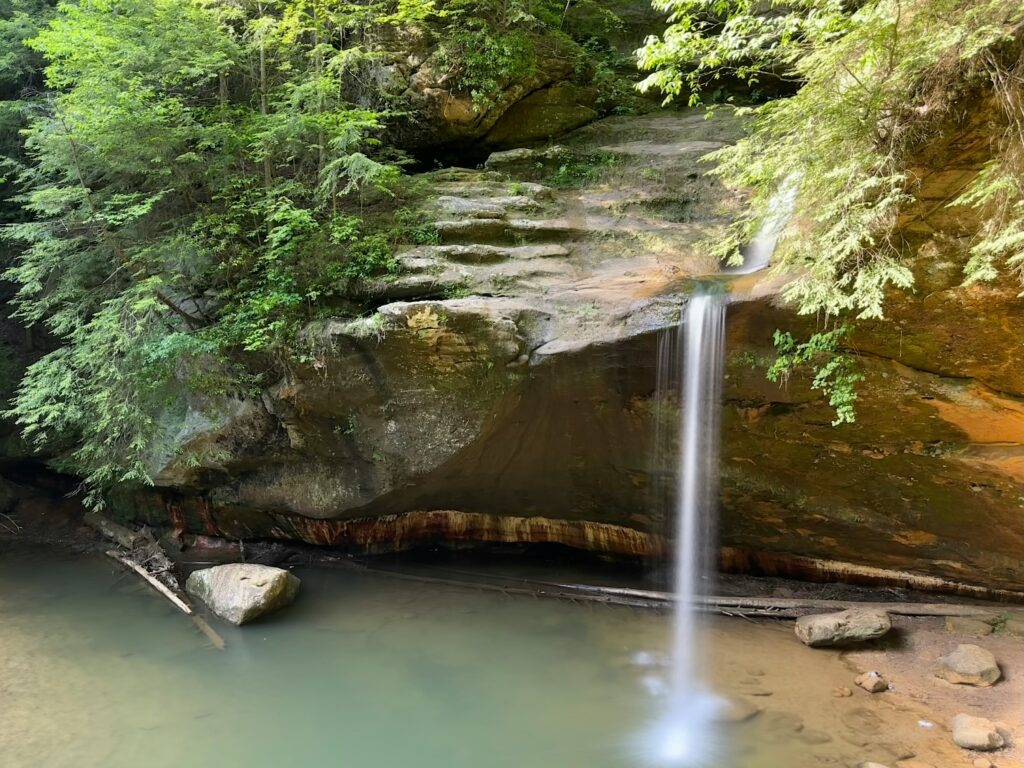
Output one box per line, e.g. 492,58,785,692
643,0,1024,318
2,0,419,500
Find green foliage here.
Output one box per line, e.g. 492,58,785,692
440,27,539,108
0,0,647,499
393,205,439,245
0,1,52,226
434,0,640,110
2,0,436,498
640,0,1024,423
640,0,1024,318
547,150,620,188
768,326,863,426
434,1,565,108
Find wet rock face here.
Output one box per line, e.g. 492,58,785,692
117,105,1024,596
721,286,1024,594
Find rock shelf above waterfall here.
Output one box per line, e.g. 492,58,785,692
106,106,1024,597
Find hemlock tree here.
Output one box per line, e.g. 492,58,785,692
3,0,427,503
639,0,1024,422
1,0,638,504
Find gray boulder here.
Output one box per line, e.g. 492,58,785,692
186,564,300,626
795,608,892,647
951,714,1005,751
935,644,1002,687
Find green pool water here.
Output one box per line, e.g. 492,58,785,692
0,545,947,768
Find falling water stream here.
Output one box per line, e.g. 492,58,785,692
646,176,799,764
644,292,727,766
725,175,799,276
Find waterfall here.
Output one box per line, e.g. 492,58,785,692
725,174,799,275
641,291,727,766
671,292,725,699
640,174,794,765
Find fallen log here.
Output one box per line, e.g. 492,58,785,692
105,549,227,649
105,550,193,615
85,511,147,549
325,559,1011,618
190,614,226,651
545,583,1008,617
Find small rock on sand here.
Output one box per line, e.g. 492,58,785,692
795,608,892,647
972,758,995,768
951,713,1005,751
935,644,1002,687
855,671,890,693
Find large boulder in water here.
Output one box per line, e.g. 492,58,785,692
794,608,892,647
186,564,300,626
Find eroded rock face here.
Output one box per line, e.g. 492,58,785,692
126,112,739,530
720,290,1024,594
186,564,300,626
114,105,1024,596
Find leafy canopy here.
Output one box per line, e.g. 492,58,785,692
640,0,1024,421
1,0,640,503
3,0,428,502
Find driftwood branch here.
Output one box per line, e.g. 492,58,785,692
553,584,1007,618
0,512,21,534
325,560,1011,619
84,511,147,549
105,550,193,614
104,547,226,650
190,614,226,650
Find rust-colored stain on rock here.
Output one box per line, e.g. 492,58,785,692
270,510,668,558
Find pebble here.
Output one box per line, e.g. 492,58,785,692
855,671,890,693
833,686,854,698
972,759,995,768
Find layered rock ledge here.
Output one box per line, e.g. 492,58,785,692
112,108,1024,596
